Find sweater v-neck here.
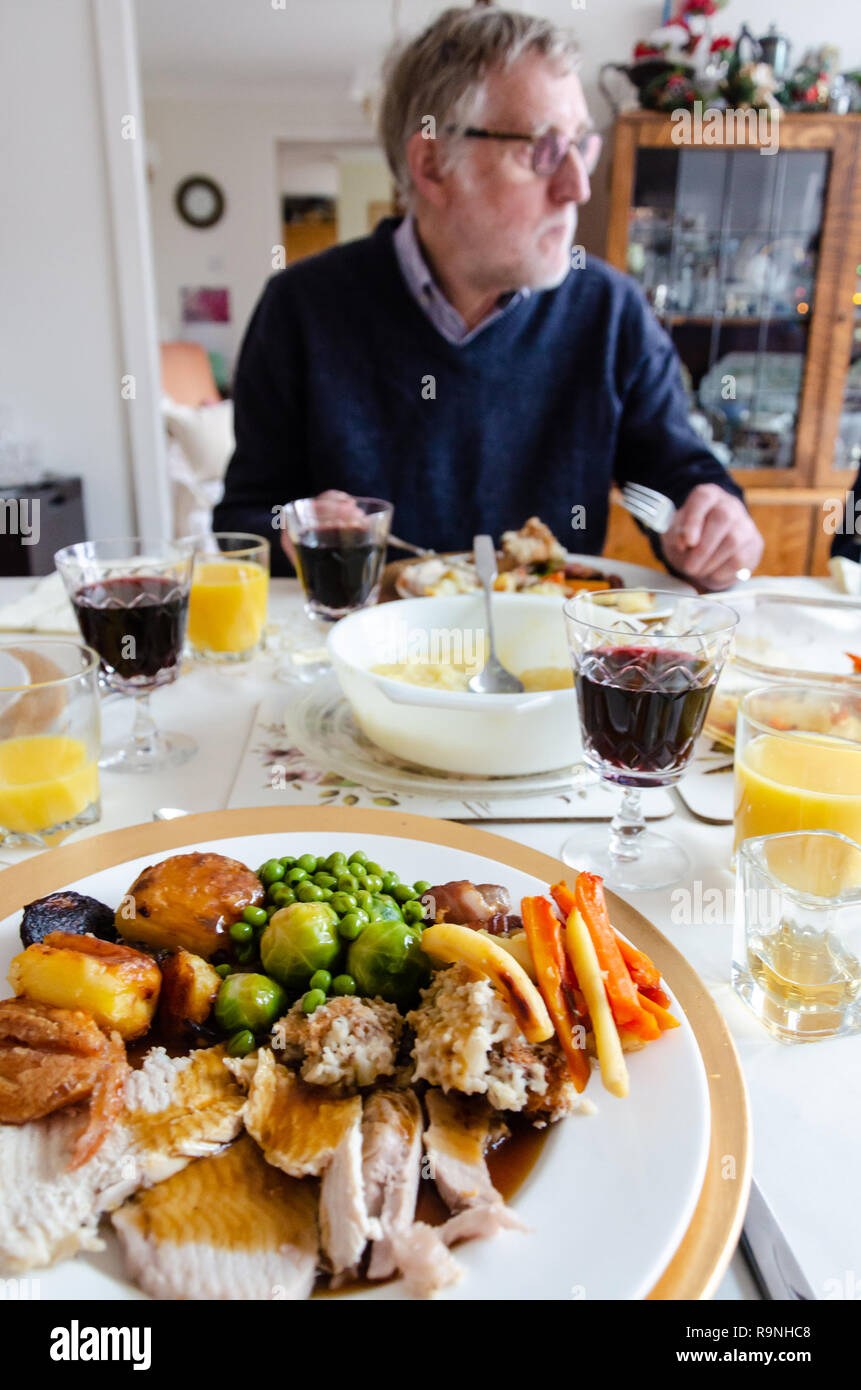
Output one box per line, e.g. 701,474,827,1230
366,217,546,368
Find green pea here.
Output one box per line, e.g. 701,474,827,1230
331,891,358,915
279,856,296,870
348,850,368,866
393,883,419,904
320,888,334,901
338,911,366,941
313,872,337,890
325,852,347,874
309,969,332,993
403,899,426,925
302,988,326,1015
413,880,432,895
215,963,232,978
268,883,295,908
381,871,400,892
365,861,384,878
336,872,358,894
260,858,285,885
287,867,308,885
230,919,255,944
242,905,268,927
297,881,324,903
266,905,280,920
297,853,318,874
356,890,374,911
227,1029,256,1057
331,974,357,996
363,874,383,892
234,942,256,963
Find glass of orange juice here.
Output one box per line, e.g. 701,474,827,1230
734,684,861,851
186,533,269,662
0,639,101,847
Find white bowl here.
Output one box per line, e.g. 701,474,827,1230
327,594,581,776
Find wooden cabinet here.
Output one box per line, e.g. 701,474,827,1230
604,112,861,574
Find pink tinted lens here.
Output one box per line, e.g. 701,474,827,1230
533,131,566,176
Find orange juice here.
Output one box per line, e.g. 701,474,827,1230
0,735,99,834
188,560,268,656
734,733,861,850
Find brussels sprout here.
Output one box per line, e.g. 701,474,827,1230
260,901,340,990
346,918,430,1006
367,894,403,923
215,973,287,1034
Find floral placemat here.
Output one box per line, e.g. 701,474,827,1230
226,686,676,822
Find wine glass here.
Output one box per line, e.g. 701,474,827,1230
276,495,393,682
562,590,738,890
55,538,196,773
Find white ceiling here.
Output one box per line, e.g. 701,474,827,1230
133,0,861,103
133,0,588,96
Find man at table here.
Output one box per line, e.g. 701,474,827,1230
213,5,763,590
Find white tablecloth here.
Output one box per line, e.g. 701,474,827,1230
2,574,855,1302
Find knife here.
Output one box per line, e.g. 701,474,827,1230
739,1178,816,1300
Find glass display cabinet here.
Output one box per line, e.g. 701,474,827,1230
604,113,861,576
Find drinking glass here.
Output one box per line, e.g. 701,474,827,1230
55,538,196,772
282,496,393,621
185,532,269,662
0,639,101,846
732,830,861,1041
734,684,861,850
562,590,738,890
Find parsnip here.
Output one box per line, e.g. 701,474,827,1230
564,909,628,1098
476,928,537,981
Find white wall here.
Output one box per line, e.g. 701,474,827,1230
337,153,393,242
0,0,136,538
143,93,374,366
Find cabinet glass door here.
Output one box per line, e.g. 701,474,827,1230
833,265,861,476
627,147,829,472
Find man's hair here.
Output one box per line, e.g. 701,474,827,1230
379,6,580,204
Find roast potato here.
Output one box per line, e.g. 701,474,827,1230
115,851,264,959
157,949,221,1041
8,931,161,1040
20,889,117,948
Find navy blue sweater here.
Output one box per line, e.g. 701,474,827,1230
214,217,743,574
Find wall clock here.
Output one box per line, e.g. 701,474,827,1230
174,175,225,229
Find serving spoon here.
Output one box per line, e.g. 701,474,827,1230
468,534,525,695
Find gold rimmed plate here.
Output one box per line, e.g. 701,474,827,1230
0,807,750,1300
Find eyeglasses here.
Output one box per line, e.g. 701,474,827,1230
454,125,602,177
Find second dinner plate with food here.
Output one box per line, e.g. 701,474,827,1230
0,808,749,1301
389,516,694,612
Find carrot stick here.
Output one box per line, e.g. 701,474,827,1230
640,982,672,1009
521,896,590,1093
571,873,656,1035
613,933,661,993
552,878,667,1003
637,991,680,1030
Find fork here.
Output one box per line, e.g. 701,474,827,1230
619,483,752,584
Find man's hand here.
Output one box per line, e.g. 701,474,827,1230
661,483,764,590
280,490,368,567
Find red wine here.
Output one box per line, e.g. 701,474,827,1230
293,527,386,615
72,576,188,689
576,645,717,786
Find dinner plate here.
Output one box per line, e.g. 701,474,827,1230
393,552,695,614
0,807,750,1301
